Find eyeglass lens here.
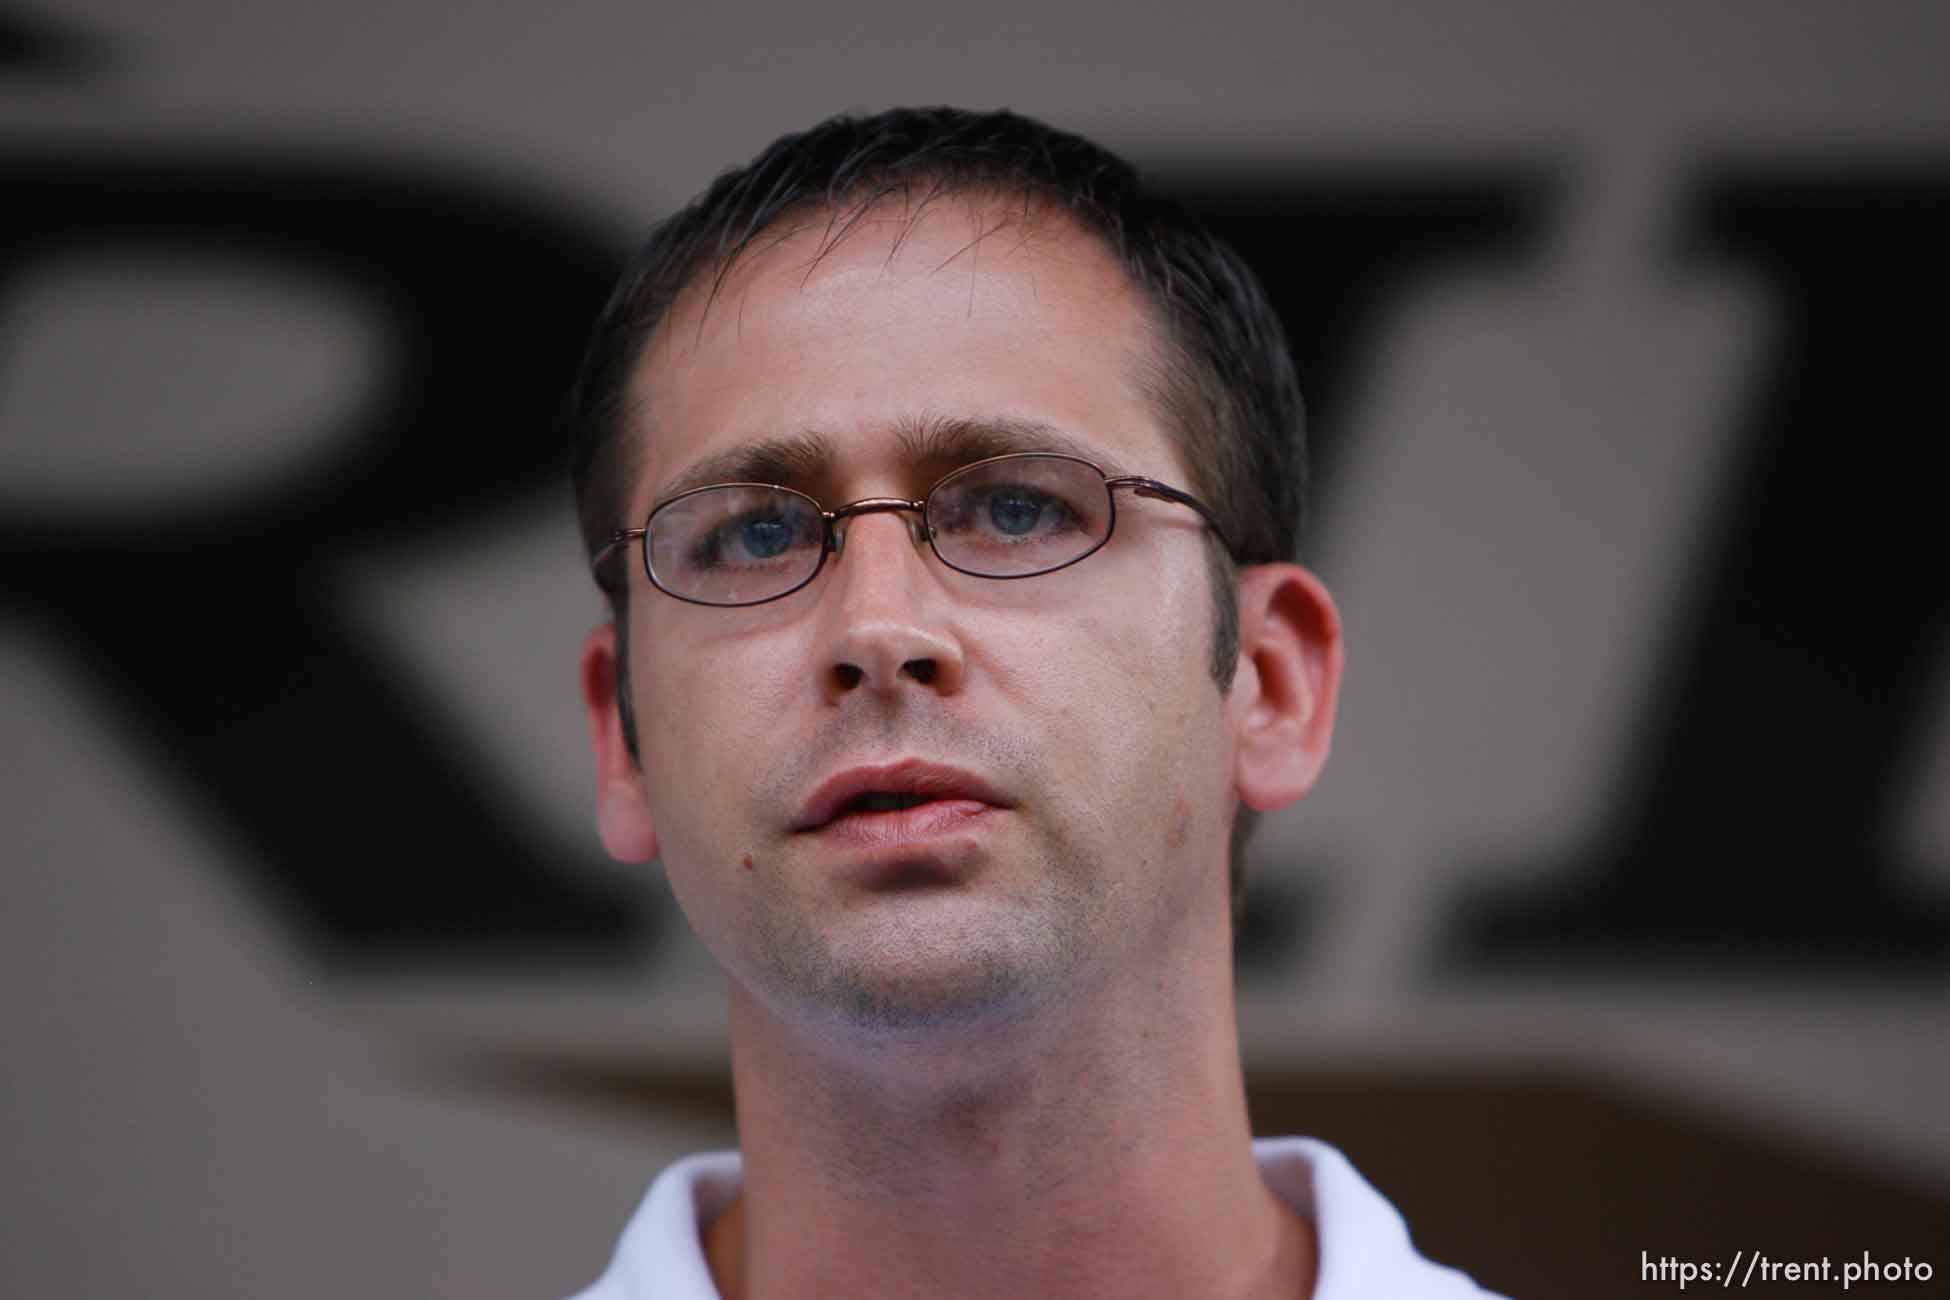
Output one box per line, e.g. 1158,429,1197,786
644,454,1114,606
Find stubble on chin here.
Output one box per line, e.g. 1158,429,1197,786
745,836,1106,1039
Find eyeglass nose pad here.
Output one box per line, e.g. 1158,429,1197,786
828,508,929,557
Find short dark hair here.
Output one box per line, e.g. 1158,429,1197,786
567,106,1305,911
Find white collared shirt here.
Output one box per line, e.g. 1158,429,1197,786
564,1136,1506,1298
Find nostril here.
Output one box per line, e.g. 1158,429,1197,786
902,658,937,684
833,663,865,690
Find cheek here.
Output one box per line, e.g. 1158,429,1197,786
1023,569,1219,778
633,623,803,829
1091,559,1214,693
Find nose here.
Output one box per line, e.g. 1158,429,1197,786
820,508,965,701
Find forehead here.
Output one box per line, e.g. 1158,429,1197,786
619,192,1177,513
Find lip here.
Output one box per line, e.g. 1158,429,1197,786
792,759,1013,834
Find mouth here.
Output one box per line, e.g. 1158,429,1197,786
842,792,933,813
792,760,1012,836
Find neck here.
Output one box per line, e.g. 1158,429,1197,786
706,912,1316,1300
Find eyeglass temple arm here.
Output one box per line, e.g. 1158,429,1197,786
590,528,648,584
1106,476,1239,559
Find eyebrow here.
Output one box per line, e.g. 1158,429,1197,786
651,414,1132,506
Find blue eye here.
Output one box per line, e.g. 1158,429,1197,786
740,514,795,558
987,489,1047,536
687,503,818,570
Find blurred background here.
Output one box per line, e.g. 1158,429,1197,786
2,2,1946,1295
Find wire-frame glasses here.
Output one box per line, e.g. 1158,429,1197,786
591,451,1234,607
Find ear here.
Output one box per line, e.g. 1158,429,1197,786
580,621,659,863
1228,563,1344,813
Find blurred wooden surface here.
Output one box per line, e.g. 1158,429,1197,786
464,1057,1950,1298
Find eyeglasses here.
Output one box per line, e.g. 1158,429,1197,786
592,451,1234,607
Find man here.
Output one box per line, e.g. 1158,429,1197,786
567,107,1502,1299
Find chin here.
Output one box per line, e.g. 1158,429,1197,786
763,892,1076,1038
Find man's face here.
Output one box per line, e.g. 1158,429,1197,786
608,195,1244,1037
